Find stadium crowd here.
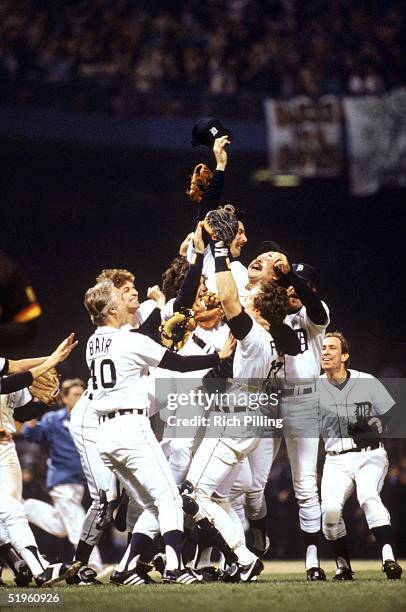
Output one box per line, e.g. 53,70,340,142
0,0,404,118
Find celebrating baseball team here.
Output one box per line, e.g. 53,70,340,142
0,122,402,588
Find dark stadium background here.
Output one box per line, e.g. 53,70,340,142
1,140,404,379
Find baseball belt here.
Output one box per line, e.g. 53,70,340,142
327,441,383,456
213,405,251,414
280,385,316,397
99,408,145,423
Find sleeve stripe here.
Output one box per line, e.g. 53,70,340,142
12,303,42,323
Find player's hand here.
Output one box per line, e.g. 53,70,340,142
179,232,194,257
213,135,231,171
271,252,290,275
147,285,166,309
367,417,383,434
0,428,12,444
218,332,236,360
48,333,78,366
193,221,205,254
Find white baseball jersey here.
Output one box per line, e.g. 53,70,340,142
186,242,249,301
276,302,330,384
86,325,166,416
318,369,395,453
233,316,278,380
135,299,157,326
0,387,32,433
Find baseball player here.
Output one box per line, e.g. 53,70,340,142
83,277,233,585
183,227,291,582
319,331,402,580
68,268,166,586
186,135,249,300
21,379,103,573
0,335,80,587
234,253,329,580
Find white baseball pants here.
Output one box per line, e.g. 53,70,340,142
321,447,390,540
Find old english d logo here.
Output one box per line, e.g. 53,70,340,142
354,401,372,419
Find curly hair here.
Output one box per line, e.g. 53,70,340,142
253,281,290,327
96,268,135,288
161,256,189,300
84,279,118,326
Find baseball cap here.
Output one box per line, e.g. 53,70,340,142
255,240,288,258
191,117,233,148
292,263,317,285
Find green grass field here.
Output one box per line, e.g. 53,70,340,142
1,561,405,612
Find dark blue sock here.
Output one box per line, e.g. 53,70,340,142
125,533,153,571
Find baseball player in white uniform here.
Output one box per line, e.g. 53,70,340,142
83,277,233,585
68,268,162,585
0,336,80,587
183,230,291,582
235,254,329,580
319,331,402,580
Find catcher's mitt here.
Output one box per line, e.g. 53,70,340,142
160,309,197,352
203,204,238,247
29,368,60,405
347,416,383,448
187,163,213,204
193,291,224,330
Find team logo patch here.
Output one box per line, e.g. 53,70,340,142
354,401,372,419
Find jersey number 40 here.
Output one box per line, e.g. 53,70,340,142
90,358,117,389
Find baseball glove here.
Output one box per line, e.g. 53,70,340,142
193,291,224,330
203,204,238,247
186,163,213,204
29,368,60,405
347,416,383,448
160,309,197,352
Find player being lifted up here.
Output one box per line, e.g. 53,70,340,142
183,211,292,583
319,331,402,580
83,274,234,585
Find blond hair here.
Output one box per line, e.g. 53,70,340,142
96,269,134,288
84,279,118,326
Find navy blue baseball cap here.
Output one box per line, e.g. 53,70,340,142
255,240,289,258
192,117,233,148
292,263,317,285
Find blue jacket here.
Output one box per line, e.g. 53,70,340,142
22,407,86,490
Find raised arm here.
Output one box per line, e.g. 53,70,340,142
197,136,230,221
271,253,328,325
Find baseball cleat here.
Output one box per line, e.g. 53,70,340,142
66,565,102,586
152,553,166,576
0,577,8,588
162,568,200,584
383,560,402,580
14,559,32,587
191,566,223,582
35,561,82,587
333,567,353,581
306,567,327,581
110,568,147,586
134,563,156,584
222,559,264,583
